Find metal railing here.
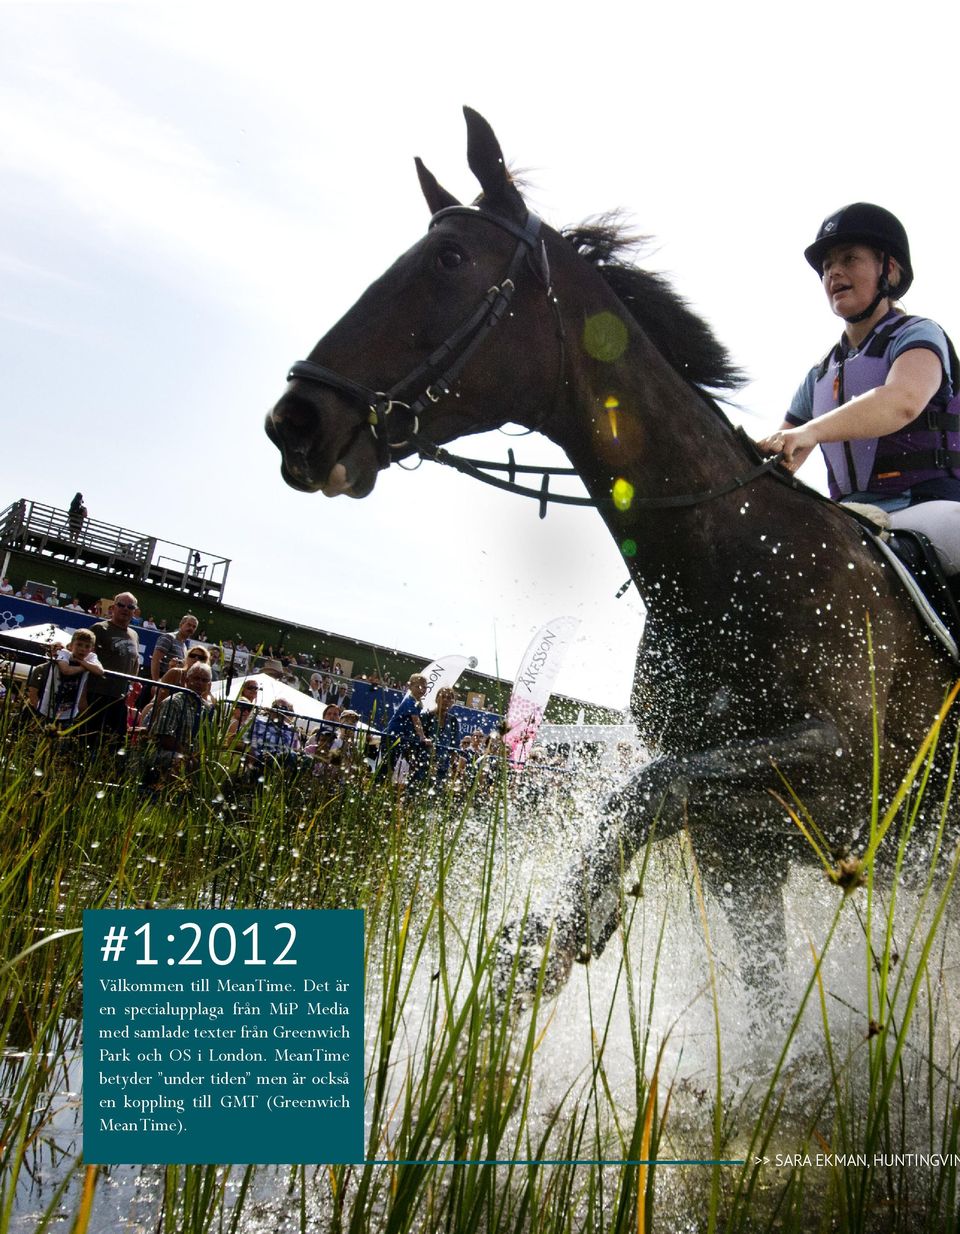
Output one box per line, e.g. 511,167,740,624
0,499,230,600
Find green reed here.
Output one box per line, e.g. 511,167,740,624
1,691,960,1231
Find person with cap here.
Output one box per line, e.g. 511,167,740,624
758,203,960,573
244,697,301,774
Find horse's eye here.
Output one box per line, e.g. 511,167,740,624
436,246,464,271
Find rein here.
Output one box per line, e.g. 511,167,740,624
285,206,782,516
419,442,782,519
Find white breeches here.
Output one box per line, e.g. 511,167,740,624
889,501,960,576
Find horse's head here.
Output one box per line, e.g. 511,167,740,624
266,108,559,498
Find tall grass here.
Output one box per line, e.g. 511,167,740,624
1,695,960,1232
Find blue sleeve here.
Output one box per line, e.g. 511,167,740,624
785,366,817,425
889,317,952,387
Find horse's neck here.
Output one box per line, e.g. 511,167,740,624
550,331,755,598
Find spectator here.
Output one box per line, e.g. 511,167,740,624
68,493,87,539
381,673,431,784
38,629,104,723
140,645,211,727
82,591,141,744
226,679,260,742
304,728,337,779
244,698,300,772
150,614,199,682
281,665,303,691
64,596,85,612
322,675,352,707
208,646,222,681
0,577,12,594
140,662,214,785
451,732,478,792
331,709,366,782
45,591,60,606
424,687,462,785
307,673,323,701
139,613,199,716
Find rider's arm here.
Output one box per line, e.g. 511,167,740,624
765,348,943,472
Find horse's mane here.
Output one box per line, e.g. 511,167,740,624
562,217,746,393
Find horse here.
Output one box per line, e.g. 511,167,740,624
265,107,957,1000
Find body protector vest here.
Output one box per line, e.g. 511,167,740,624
812,314,960,499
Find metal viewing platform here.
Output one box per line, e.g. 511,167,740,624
0,499,230,601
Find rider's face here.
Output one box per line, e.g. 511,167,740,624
820,244,885,319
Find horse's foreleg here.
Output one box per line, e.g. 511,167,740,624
503,717,843,996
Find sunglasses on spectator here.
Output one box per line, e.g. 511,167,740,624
187,650,206,658
114,601,136,609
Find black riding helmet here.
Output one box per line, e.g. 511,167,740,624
804,203,914,321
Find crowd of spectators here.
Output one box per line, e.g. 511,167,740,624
2,586,599,816
2,590,548,808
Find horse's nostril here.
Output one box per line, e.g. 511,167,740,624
275,394,319,435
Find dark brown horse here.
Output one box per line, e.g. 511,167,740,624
266,108,956,995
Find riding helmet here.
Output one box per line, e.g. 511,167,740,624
804,202,914,296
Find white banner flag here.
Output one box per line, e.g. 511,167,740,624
504,617,580,765
418,653,477,711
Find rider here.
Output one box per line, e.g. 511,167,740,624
758,202,960,574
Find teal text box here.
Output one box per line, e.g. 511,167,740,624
83,909,363,1164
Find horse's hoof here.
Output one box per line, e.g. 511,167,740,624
495,913,577,1007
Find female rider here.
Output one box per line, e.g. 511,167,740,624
758,203,960,574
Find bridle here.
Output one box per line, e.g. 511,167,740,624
285,204,782,517
287,204,554,471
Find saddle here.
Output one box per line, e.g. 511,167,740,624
884,527,960,661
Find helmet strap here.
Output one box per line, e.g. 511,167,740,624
843,250,892,324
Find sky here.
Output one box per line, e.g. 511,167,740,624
1,0,957,710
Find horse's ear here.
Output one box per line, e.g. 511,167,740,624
415,157,461,214
463,106,526,221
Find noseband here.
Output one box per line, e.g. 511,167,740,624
286,205,552,470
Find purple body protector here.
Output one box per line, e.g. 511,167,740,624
812,314,960,499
